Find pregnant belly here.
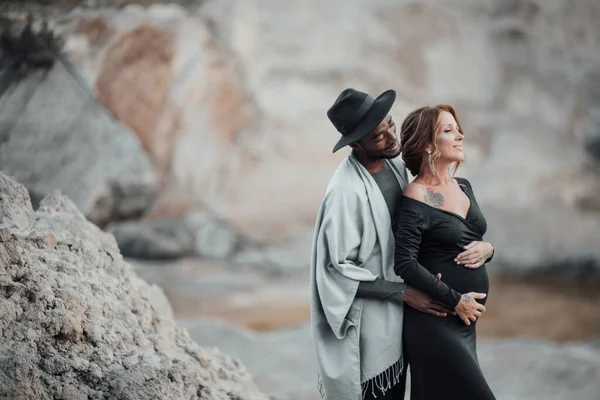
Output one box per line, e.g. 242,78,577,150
424,259,490,304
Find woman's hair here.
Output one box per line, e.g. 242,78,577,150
400,104,464,177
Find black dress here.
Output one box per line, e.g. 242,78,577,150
393,178,496,400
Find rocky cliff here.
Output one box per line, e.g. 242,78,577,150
1,0,599,274
52,0,600,274
0,172,267,399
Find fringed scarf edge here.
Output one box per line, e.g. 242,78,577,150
317,357,404,399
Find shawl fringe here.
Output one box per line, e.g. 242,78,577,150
361,357,403,399
317,357,404,399
317,373,326,398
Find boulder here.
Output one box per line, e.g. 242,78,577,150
107,218,195,260
188,212,242,260
106,212,243,260
0,60,158,227
65,4,254,205
0,172,267,399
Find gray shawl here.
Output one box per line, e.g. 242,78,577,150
310,154,409,400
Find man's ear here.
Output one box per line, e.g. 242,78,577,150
349,139,362,150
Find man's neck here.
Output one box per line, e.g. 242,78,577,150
353,151,385,173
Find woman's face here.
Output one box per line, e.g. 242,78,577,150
433,111,464,163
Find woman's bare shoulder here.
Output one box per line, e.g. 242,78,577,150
404,181,446,209
403,182,426,201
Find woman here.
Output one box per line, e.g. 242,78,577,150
394,104,496,399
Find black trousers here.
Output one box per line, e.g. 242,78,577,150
363,366,407,400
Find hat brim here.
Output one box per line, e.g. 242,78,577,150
332,89,396,153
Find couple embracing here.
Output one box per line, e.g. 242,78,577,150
310,88,496,400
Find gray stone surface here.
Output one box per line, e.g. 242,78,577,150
0,172,35,236
106,212,244,261
53,0,600,275
231,230,312,277
189,213,241,260
0,61,158,227
107,218,196,260
0,172,268,399
180,319,600,400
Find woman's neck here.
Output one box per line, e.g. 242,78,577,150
417,162,454,186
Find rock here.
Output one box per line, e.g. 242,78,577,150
573,69,600,157
0,60,158,227
189,212,241,260
481,203,600,277
231,230,312,276
107,218,195,260
65,4,254,201
0,172,35,235
0,172,267,399
57,0,600,274
106,212,244,260
180,319,600,400
95,24,178,173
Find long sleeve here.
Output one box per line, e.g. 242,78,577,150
356,278,406,305
393,207,462,308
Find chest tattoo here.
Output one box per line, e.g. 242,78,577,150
422,187,445,208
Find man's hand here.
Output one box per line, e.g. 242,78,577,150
455,241,494,269
403,273,455,317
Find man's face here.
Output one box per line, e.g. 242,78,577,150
353,115,401,159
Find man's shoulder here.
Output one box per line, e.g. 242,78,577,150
326,157,364,191
321,159,367,205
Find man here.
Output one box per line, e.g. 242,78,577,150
310,88,454,400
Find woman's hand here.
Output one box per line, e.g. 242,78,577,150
403,273,457,318
454,292,487,326
455,241,494,269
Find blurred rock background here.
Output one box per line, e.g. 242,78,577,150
1,0,599,399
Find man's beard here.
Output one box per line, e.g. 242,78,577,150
381,146,401,159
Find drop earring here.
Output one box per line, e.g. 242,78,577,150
427,149,436,176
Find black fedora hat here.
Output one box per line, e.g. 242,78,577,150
327,88,396,153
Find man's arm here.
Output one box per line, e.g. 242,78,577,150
356,278,405,304
356,275,455,317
